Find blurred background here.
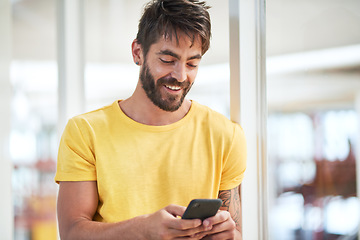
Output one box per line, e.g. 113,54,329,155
267,0,360,239
3,0,360,239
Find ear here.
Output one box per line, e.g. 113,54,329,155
131,39,143,66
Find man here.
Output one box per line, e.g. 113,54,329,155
55,0,247,239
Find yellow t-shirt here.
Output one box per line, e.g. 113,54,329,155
55,100,247,223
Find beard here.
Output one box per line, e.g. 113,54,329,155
140,61,193,112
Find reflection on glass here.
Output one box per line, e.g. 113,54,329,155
267,0,360,239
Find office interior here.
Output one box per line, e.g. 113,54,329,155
0,0,360,239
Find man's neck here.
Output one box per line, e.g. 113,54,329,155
119,84,191,126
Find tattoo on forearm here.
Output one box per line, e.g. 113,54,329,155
218,187,242,230
232,187,241,227
218,190,231,210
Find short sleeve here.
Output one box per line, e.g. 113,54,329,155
55,117,97,183
219,124,247,190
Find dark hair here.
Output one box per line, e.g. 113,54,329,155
136,0,211,57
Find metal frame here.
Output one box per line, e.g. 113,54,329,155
57,0,85,134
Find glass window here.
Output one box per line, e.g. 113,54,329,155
11,0,58,239
267,0,360,239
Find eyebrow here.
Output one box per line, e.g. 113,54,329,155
157,50,202,61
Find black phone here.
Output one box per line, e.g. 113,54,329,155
182,199,223,220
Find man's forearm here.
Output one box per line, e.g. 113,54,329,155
61,215,149,240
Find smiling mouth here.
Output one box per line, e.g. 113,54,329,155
164,84,181,91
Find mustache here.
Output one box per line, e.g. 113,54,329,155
157,76,190,88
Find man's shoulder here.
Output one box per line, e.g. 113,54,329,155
192,101,236,126
70,101,118,126
191,101,241,137
191,101,245,149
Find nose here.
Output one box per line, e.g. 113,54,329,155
172,63,187,82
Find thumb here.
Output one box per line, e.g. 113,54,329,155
164,204,187,217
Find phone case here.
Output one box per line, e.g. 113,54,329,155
182,199,223,220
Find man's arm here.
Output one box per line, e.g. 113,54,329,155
218,185,242,233
57,181,145,239
57,181,207,240
196,185,242,240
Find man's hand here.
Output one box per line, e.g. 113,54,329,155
192,185,243,240
193,210,239,240
142,204,209,240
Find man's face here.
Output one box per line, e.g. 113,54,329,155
140,32,202,112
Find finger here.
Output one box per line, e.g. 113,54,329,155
201,230,235,240
203,210,230,228
203,221,228,234
165,204,187,217
168,218,203,231
164,205,203,230
166,224,206,238
201,218,236,237
192,231,209,239
173,235,204,240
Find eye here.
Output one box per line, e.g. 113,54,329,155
187,63,198,68
160,58,174,64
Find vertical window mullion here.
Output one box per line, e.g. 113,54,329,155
229,0,268,239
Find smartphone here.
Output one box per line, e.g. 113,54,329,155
182,199,223,220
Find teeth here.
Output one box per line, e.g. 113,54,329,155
165,85,181,91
